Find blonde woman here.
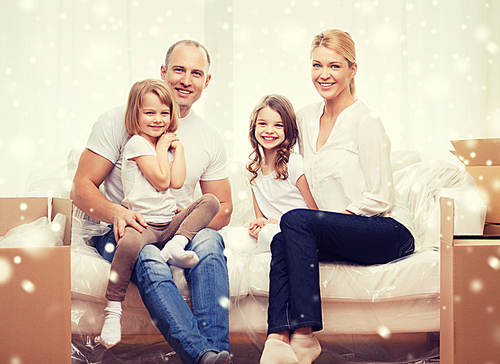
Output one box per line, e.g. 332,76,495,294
260,29,416,364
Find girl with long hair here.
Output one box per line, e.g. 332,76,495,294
246,94,317,247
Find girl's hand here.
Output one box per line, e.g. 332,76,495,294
248,217,268,238
267,218,279,225
170,140,184,151
339,210,355,215
157,132,178,150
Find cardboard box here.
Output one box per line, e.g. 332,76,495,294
451,138,500,224
484,223,500,236
0,197,72,364
440,197,500,364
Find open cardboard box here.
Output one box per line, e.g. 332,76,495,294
0,197,72,363
440,197,500,363
451,138,500,229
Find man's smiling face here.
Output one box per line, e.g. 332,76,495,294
162,44,211,118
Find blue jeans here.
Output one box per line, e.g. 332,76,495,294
267,209,414,335
95,228,230,364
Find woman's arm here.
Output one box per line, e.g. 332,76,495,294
347,116,394,215
296,174,319,210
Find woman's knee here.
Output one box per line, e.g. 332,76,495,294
270,231,285,253
280,209,310,230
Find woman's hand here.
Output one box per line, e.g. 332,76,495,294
248,217,269,238
339,210,355,215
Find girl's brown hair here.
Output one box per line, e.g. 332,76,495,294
311,29,357,100
246,94,298,184
124,79,179,137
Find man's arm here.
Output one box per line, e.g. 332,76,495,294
199,178,232,231
70,148,147,241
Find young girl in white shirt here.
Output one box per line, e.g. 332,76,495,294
260,31,416,364
246,94,317,249
100,79,219,349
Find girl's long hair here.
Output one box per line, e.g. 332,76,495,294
124,79,179,137
246,94,298,185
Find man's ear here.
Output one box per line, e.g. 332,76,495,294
204,74,212,89
160,64,167,80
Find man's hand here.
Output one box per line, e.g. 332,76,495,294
112,206,148,242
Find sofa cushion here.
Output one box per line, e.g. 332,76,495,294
71,231,252,308
248,250,440,302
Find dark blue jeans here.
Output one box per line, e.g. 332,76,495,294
95,228,230,364
267,209,414,335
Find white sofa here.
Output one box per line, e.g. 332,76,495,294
30,149,486,363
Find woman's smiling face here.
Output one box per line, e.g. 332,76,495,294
311,46,356,101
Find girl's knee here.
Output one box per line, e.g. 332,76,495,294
117,236,146,255
202,193,221,216
258,224,281,252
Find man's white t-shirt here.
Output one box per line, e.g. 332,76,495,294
250,153,308,221
121,135,177,223
86,104,228,210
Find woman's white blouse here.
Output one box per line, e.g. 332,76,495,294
297,100,415,235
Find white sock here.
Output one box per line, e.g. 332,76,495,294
260,339,298,364
160,235,199,268
290,333,321,364
100,300,122,349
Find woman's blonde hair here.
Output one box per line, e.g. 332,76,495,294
246,94,298,185
310,29,357,99
124,79,179,137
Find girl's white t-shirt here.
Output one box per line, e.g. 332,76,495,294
250,153,309,221
85,105,228,210
121,135,177,223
